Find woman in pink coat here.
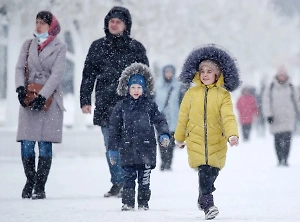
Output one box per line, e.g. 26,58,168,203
15,11,66,200
236,87,258,141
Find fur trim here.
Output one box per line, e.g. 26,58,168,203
117,62,154,96
180,44,241,92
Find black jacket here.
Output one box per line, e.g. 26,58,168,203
108,95,169,168
80,7,149,127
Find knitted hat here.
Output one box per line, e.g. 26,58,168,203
128,74,146,91
36,11,52,26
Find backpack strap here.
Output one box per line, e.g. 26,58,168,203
163,86,174,110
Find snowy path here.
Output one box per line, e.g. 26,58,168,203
1,135,300,222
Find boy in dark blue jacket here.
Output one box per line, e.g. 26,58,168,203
108,62,170,211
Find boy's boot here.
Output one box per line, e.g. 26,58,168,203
138,189,151,210
121,188,135,211
21,156,36,198
200,194,219,220
32,156,52,200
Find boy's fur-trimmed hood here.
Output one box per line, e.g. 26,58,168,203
117,62,154,96
180,44,241,92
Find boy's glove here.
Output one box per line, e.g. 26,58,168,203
229,136,239,147
108,150,118,165
16,86,27,107
29,94,46,111
175,140,185,149
159,134,170,147
267,116,274,124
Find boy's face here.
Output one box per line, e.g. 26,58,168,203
199,65,217,86
129,84,143,99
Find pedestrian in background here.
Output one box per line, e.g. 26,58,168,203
15,11,66,199
108,63,170,211
80,6,149,197
262,65,300,166
236,86,259,141
155,64,180,171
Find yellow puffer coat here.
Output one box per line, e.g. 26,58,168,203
174,73,239,170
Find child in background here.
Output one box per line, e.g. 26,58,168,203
236,87,259,141
174,44,240,220
108,62,170,211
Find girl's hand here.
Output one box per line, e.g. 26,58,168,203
229,136,239,147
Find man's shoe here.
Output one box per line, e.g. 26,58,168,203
104,184,123,198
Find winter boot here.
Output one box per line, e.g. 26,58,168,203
122,188,135,211
21,156,36,199
200,194,219,220
104,183,123,198
138,189,151,210
32,157,52,200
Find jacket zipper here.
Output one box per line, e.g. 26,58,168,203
204,88,208,164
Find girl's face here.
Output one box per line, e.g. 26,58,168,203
199,65,217,86
129,84,143,99
108,18,126,35
35,18,50,34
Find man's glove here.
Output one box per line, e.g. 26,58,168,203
29,94,46,111
16,86,27,108
159,134,170,147
108,150,118,165
175,140,185,149
267,116,274,124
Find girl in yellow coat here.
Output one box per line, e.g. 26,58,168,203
174,44,240,220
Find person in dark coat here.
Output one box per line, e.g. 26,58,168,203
15,11,66,199
108,63,170,211
79,6,149,198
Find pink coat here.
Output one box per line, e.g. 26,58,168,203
236,94,258,124
15,38,67,143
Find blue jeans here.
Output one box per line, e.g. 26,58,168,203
101,126,124,185
123,164,152,190
21,140,52,158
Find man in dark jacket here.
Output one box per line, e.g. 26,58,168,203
80,6,149,198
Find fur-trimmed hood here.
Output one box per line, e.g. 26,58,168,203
180,44,241,92
117,62,154,96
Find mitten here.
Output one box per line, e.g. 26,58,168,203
267,116,274,124
159,134,170,147
175,140,185,149
108,150,118,165
16,86,27,108
29,94,46,111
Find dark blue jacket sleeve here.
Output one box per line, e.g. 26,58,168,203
108,101,123,151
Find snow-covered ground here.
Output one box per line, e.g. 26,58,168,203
1,133,300,222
